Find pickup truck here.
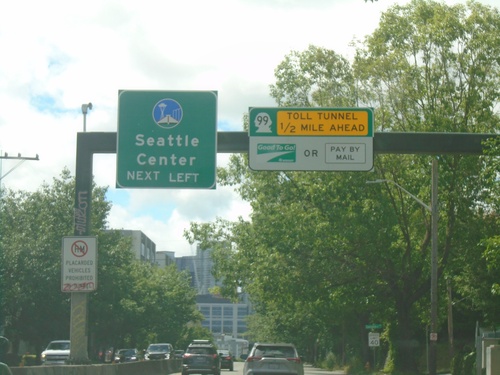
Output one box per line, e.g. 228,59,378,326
41,340,70,365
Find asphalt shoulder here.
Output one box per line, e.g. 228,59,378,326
304,364,346,375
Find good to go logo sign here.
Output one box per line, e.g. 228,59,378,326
62,236,97,292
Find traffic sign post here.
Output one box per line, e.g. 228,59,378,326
248,107,374,171
116,90,217,189
368,332,380,371
62,236,97,292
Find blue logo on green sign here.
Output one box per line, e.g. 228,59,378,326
152,98,183,129
257,143,296,163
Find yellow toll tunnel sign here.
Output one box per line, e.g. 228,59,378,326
248,107,374,171
277,110,370,136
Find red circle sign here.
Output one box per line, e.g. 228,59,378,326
71,240,88,257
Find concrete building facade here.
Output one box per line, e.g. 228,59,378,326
119,230,156,263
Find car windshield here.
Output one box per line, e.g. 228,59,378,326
48,342,70,350
149,345,169,352
254,346,295,358
119,349,136,355
188,347,213,355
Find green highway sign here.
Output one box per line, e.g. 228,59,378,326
116,90,217,189
248,107,374,171
365,324,382,329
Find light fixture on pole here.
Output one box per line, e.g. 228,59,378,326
81,102,93,132
366,159,438,375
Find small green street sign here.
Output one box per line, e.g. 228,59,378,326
365,324,382,329
116,90,217,189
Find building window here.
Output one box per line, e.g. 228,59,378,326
199,306,210,317
237,306,247,317
212,306,222,318
223,320,233,334
212,320,221,332
223,307,233,317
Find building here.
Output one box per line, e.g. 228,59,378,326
175,246,253,345
118,230,156,263
196,294,251,358
175,247,219,294
196,294,251,337
114,234,254,347
155,251,176,267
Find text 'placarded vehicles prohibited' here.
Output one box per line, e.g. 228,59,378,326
62,236,97,292
248,107,374,171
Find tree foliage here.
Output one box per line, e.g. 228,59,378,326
187,1,500,373
0,168,201,357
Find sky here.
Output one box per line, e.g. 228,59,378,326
0,0,497,258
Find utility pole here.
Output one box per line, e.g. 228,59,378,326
0,152,39,186
429,158,439,375
366,158,438,375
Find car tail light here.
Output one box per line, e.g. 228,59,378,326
246,356,262,362
212,354,218,359
224,356,231,360
183,353,192,358
287,357,301,363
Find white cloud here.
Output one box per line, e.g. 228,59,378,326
1,0,496,257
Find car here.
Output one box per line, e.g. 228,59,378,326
40,340,71,366
218,349,234,371
144,343,174,360
114,348,139,363
182,340,220,375
243,343,304,375
175,349,185,359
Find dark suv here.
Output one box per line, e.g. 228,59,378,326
182,340,220,375
144,343,174,360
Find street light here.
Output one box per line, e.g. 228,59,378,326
81,102,93,132
367,159,438,375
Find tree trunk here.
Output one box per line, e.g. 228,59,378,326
390,299,421,374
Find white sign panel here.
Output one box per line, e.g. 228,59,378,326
250,136,373,171
62,236,97,292
368,332,380,347
249,107,374,171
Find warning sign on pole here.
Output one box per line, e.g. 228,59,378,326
62,236,97,292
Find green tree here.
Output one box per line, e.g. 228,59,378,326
187,1,500,374
354,0,500,371
0,169,202,357
0,169,104,353
270,45,357,107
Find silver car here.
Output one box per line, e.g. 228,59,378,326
243,343,304,375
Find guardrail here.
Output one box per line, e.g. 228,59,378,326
10,359,181,375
